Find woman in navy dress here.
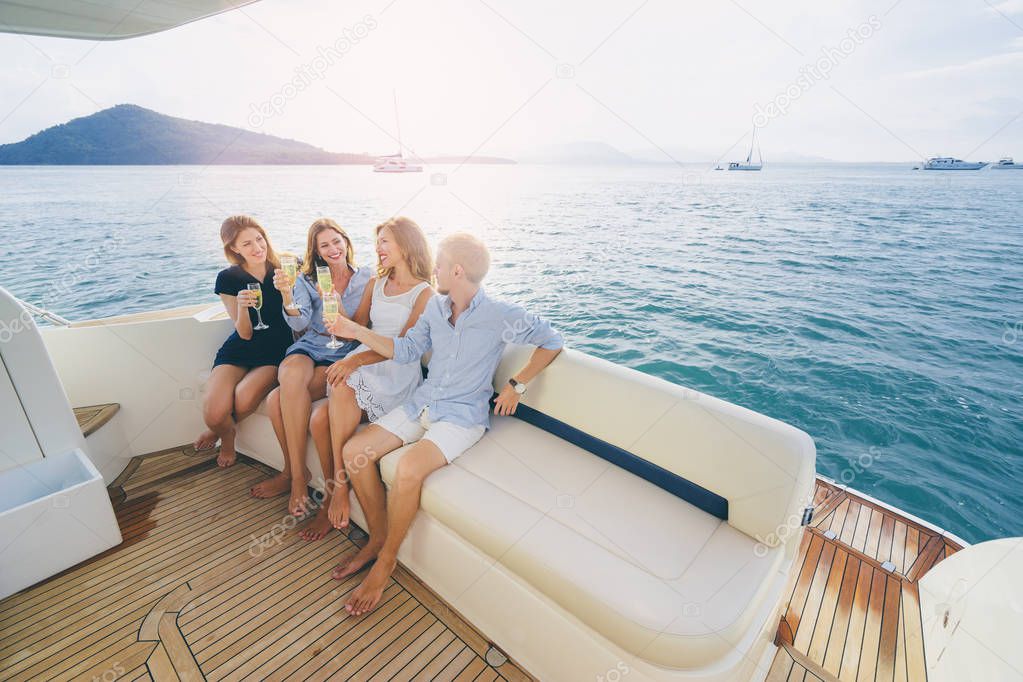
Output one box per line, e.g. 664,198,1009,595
193,215,294,467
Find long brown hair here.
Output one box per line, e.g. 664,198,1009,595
220,215,280,270
301,218,356,279
376,216,433,284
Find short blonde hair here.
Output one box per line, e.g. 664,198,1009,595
439,232,490,283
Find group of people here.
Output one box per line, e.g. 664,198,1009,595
197,214,563,615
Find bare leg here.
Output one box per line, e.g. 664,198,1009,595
249,387,292,498
327,382,365,533
233,365,278,421
346,440,446,615
333,424,402,581
199,365,246,467
280,356,329,516
300,401,334,541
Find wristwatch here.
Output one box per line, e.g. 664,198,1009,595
508,378,527,395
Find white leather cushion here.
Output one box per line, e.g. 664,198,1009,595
379,416,783,669
491,345,816,547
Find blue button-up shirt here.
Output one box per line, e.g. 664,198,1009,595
392,287,563,429
286,264,372,354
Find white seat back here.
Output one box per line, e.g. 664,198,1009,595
0,288,85,474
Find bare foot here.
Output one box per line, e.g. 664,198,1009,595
216,444,236,468
345,554,395,615
289,480,311,517
250,473,291,499
328,487,351,530
299,505,334,541
193,429,219,451
332,541,381,581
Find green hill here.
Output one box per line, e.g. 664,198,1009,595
0,104,375,165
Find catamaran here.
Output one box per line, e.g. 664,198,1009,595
728,127,763,171
1,3,1021,681
373,92,423,173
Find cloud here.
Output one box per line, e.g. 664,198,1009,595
900,49,1023,79
988,0,1023,14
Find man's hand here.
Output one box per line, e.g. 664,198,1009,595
328,315,362,340
325,357,359,387
493,383,521,416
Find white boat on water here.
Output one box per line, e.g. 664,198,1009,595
991,157,1023,169
2,4,1022,682
373,91,423,173
921,157,988,170
728,127,763,171
372,154,423,173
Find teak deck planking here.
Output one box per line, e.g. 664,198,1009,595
0,450,532,682
767,479,961,682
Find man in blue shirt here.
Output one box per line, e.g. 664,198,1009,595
326,232,563,616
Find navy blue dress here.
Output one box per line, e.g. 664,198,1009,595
212,265,294,368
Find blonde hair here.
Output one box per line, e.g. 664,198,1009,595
376,217,433,284
301,218,356,278
438,232,490,284
220,215,280,269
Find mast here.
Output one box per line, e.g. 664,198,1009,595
393,90,403,159
747,126,757,164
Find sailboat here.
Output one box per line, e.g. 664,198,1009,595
728,126,763,171
1,4,1022,682
373,91,423,173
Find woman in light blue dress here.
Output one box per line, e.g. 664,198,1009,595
249,218,371,526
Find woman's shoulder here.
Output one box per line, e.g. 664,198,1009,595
214,265,245,293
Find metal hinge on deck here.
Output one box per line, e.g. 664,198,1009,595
800,506,814,526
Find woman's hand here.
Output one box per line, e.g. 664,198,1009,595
325,357,359,387
328,315,361,340
272,268,292,293
236,289,256,309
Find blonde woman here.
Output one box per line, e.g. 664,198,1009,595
248,219,372,522
318,217,434,548
194,215,292,467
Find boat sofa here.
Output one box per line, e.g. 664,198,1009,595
235,344,816,681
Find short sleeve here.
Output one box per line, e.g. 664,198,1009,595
214,267,238,296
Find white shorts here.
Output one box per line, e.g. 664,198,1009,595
376,406,486,463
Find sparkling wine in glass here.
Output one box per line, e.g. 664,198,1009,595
323,293,342,350
316,265,333,296
281,255,299,311
247,282,269,330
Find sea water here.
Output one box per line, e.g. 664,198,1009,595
0,163,1020,543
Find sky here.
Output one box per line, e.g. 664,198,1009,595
1,0,1022,162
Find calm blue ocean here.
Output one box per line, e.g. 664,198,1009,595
1,163,1020,543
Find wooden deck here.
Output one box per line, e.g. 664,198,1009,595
767,479,962,682
0,451,532,682
73,403,120,437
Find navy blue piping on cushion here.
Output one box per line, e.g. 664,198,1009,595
492,397,729,521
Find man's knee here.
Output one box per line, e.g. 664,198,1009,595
394,451,442,488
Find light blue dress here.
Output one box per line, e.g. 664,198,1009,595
283,264,372,365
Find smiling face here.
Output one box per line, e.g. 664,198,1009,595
375,225,404,271
316,228,350,268
231,227,268,266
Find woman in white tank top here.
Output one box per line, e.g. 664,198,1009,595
321,217,434,545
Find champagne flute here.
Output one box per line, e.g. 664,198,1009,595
323,292,342,350
247,283,269,330
316,265,333,297
281,255,299,311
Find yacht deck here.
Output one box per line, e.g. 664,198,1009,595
0,405,960,681
0,440,532,681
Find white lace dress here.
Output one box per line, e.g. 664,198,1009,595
346,277,431,422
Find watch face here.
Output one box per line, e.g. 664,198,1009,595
514,384,526,394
